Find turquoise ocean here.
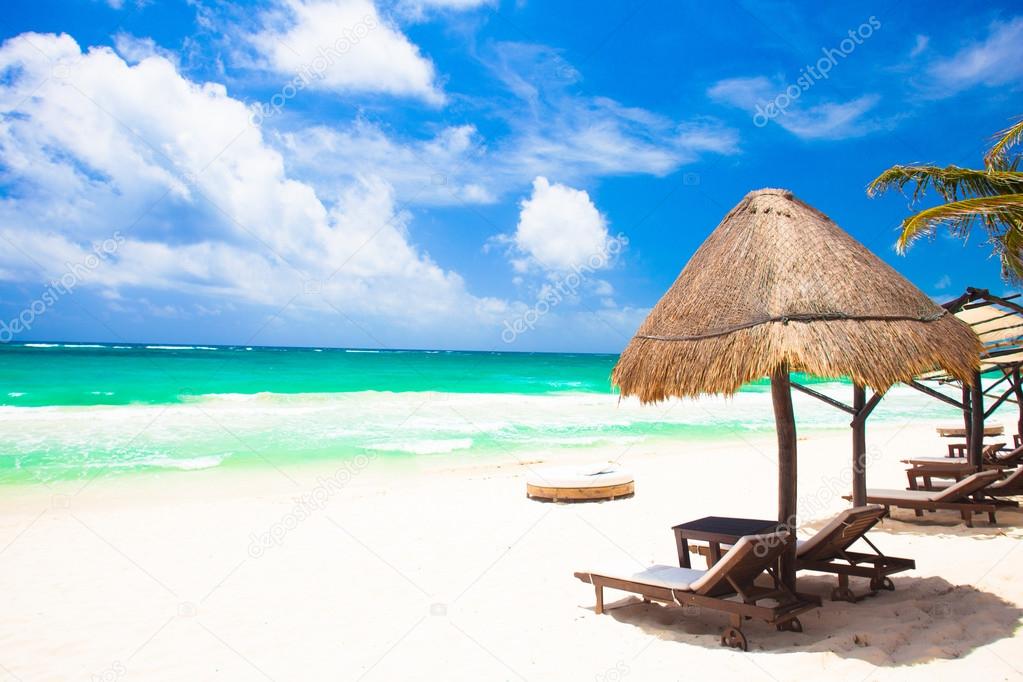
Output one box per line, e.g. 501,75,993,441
0,342,987,484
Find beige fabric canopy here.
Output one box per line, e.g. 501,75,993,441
912,289,1023,460
918,295,1023,380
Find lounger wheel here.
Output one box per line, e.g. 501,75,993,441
870,577,895,592
830,586,857,603
720,626,748,651
776,617,802,633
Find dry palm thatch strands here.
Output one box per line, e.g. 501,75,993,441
612,189,981,403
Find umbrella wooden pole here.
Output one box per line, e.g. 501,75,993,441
1013,366,1023,442
962,384,972,444
771,365,797,590
851,385,867,506
969,371,984,467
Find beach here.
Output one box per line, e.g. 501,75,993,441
2,3,1022,680
1,410,1021,680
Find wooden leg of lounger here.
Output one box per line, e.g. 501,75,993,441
988,511,997,524
962,510,973,527
914,508,924,517
831,573,856,603
594,583,604,615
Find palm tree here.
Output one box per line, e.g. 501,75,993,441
867,117,1023,280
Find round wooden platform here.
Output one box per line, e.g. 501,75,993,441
526,480,634,502
936,425,1003,438
526,465,635,502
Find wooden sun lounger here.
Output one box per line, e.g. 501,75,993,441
987,466,1023,497
945,442,1022,465
574,532,820,651
989,444,1023,466
923,466,1023,499
793,506,914,602
900,458,1001,491
844,469,1003,527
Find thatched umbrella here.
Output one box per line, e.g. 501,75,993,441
612,188,980,586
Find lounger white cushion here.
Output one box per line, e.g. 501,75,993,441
584,531,791,596
904,457,968,465
526,464,633,489
862,488,941,502
583,565,707,591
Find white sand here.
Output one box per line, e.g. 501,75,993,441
1,420,1022,681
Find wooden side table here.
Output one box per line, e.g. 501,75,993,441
672,516,787,568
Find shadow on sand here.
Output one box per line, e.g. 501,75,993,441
595,574,1021,664
798,505,1023,540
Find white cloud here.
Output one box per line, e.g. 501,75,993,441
505,177,612,272
113,33,177,65
502,97,736,177
775,95,881,140
489,43,737,176
909,34,929,58
925,17,1023,95
283,44,737,207
394,0,495,20
706,76,771,108
246,0,444,104
405,0,493,9
280,120,495,205
708,75,881,140
0,32,504,339
106,0,151,8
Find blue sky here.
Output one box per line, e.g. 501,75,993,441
0,0,1020,352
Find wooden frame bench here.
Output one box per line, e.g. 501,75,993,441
844,469,1003,527
793,506,914,602
574,532,820,651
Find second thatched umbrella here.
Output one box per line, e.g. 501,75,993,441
612,189,980,586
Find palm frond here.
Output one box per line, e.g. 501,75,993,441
896,194,1023,247
896,195,1023,283
869,115,1023,282
998,215,1023,281
868,165,1023,204
985,117,1023,170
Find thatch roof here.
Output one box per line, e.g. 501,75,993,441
613,189,981,402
